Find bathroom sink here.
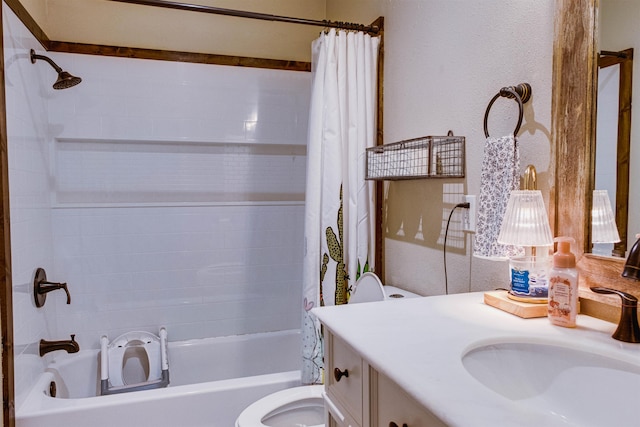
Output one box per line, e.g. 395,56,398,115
462,341,640,426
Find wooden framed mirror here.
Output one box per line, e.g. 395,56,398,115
596,48,632,258
553,0,640,320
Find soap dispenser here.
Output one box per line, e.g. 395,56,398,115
547,237,578,327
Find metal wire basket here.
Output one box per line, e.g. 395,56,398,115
366,133,465,180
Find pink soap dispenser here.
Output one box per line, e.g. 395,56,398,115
547,237,579,327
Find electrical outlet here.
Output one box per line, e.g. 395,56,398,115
462,195,476,233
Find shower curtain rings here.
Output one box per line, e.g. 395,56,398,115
483,83,532,138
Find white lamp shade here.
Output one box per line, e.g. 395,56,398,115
497,190,554,246
592,189,621,243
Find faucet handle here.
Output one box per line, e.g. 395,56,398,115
60,283,71,304
590,287,638,304
590,287,640,343
33,268,71,307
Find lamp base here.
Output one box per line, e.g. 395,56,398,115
506,291,547,304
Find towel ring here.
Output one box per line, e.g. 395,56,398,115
483,83,532,138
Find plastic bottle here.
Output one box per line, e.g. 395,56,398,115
547,237,579,327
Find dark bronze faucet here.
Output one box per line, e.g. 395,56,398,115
621,235,640,280
588,236,640,343
590,287,640,343
39,334,80,356
33,267,71,308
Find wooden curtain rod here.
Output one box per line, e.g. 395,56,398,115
109,0,382,35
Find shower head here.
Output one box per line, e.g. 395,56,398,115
30,49,82,90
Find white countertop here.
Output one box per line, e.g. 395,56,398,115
312,292,640,427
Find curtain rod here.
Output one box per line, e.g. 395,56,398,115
109,0,381,34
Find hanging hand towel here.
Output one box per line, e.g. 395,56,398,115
473,135,524,259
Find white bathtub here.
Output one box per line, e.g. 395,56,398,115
17,329,302,427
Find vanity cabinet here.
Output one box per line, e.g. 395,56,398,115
372,370,447,427
324,330,446,427
325,332,365,427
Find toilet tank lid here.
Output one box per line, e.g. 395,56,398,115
384,285,421,299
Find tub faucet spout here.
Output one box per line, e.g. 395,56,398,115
40,334,80,356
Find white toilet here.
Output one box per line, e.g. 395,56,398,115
235,273,419,427
235,384,326,427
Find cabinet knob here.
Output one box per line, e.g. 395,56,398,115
333,367,349,382
389,423,408,427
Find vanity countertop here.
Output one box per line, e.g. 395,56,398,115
312,292,640,427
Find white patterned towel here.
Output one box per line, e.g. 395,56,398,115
473,135,524,259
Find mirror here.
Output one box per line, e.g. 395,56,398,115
591,0,640,257
553,0,640,319
594,48,632,257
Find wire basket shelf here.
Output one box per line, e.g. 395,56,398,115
366,134,465,180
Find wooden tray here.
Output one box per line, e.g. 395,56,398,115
484,290,548,318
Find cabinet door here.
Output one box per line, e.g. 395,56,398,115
327,405,361,427
373,371,447,427
326,332,364,422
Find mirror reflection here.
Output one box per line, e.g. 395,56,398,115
593,0,640,257
595,48,632,257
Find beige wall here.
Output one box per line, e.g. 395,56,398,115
21,0,326,61
327,0,556,296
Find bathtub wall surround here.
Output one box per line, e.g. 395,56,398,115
4,3,310,410
4,2,56,407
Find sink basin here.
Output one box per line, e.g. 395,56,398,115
462,341,640,426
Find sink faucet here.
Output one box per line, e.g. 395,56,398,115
589,236,640,343
590,287,640,343
39,334,80,356
622,234,640,280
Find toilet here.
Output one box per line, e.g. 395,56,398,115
100,327,169,395
235,273,419,427
235,385,326,427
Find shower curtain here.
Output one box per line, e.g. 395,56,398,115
301,29,380,384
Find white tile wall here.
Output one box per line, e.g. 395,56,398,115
51,139,306,204
49,53,309,144
51,205,305,348
4,1,310,409
4,2,56,407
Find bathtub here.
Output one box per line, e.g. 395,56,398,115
17,329,302,427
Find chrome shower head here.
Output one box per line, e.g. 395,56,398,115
30,49,82,90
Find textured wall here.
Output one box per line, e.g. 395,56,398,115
327,0,556,295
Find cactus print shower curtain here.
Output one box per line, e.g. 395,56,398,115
301,29,380,384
